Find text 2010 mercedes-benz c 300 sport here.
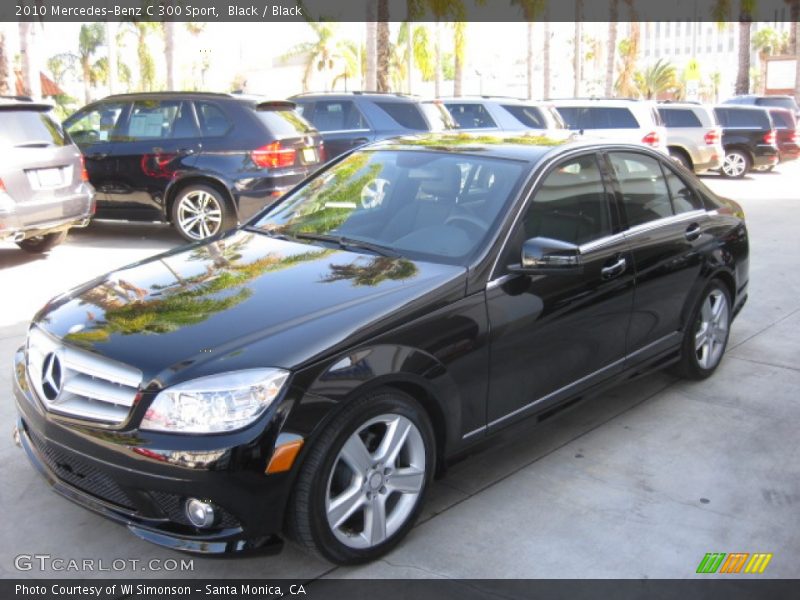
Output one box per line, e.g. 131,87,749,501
12,134,749,564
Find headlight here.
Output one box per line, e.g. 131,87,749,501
140,369,289,434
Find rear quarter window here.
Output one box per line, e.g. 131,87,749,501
501,105,546,128
196,102,233,137
770,111,795,129
445,103,497,128
374,102,429,131
659,108,702,128
0,110,68,147
255,108,315,137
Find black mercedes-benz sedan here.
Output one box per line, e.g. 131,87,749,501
11,134,749,564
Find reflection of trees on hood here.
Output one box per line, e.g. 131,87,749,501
66,247,333,346
321,256,418,287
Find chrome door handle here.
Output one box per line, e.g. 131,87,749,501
601,256,627,279
685,223,701,241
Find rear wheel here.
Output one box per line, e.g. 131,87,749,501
672,279,732,380
286,388,435,565
720,149,750,178
16,230,68,253
171,184,234,242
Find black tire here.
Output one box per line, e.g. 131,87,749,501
669,149,692,171
170,184,235,242
720,149,751,179
286,388,435,565
16,230,68,253
671,279,732,380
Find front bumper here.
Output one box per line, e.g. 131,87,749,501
12,346,291,555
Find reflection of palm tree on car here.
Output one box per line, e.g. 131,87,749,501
321,257,419,287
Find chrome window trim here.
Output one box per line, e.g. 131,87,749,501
621,209,707,238
469,331,680,436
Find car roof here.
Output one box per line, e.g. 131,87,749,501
0,96,52,111
291,91,421,103
438,96,550,104
363,132,655,162
714,104,770,111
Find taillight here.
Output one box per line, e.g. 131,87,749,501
79,155,90,182
318,142,327,163
763,130,777,145
251,142,296,169
642,131,660,147
790,131,799,144
0,178,5,193
704,128,720,145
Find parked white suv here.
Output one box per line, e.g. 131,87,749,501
552,99,668,154
657,103,724,173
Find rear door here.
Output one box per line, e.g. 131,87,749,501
108,99,202,217
606,150,710,358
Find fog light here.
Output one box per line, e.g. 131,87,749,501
185,498,215,528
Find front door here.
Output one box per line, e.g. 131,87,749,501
486,152,634,428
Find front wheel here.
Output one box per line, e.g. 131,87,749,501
672,279,732,380
720,150,750,179
171,185,234,242
16,230,68,253
286,388,435,564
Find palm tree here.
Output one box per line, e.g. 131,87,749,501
377,0,391,92
18,22,42,99
77,24,105,104
365,5,377,90
512,1,546,100
119,22,159,92
615,3,640,98
0,24,10,95
283,22,345,92
713,0,757,95
606,0,619,96
543,19,551,99
453,21,466,96
635,58,677,99
573,0,583,97
163,21,177,90
106,22,118,94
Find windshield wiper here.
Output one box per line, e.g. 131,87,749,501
294,232,400,258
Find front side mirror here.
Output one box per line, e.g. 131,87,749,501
510,237,582,274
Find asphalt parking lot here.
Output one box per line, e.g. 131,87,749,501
1,164,799,579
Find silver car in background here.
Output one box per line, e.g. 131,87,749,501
657,102,724,173
0,97,94,254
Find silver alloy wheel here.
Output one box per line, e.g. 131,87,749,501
722,152,747,177
325,413,426,549
176,190,223,240
694,288,730,370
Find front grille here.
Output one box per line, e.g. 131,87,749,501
149,491,240,529
26,427,135,510
26,327,142,425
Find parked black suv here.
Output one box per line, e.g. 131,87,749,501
723,94,800,120
14,134,749,564
290,92,455,159
713,106,778,178
63,92,323,241
1,97,94,253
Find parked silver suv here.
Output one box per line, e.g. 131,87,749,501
0,97,94,253
657,103,724,173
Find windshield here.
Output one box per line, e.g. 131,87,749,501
253,150,526,265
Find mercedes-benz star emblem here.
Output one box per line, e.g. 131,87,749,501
41,352,63,402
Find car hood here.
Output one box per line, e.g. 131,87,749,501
33,229,466,387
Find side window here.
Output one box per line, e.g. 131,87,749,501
123,100,185,141
310,101,368,131
584,107,639,129
64,102,127,147
609,152,674,227
445,103,497,128
660,108,702,128
196,102,233,137
522,154,613,245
